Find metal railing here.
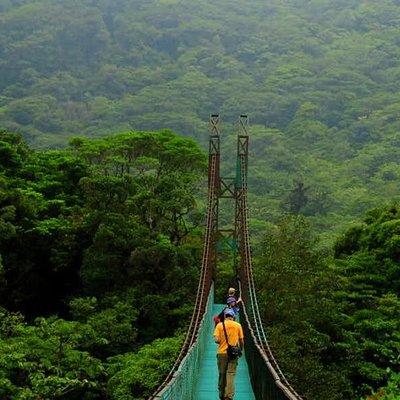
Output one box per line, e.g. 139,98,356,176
153,285,214,400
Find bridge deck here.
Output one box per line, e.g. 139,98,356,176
194,304,256,400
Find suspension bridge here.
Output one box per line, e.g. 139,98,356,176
150,115,303,400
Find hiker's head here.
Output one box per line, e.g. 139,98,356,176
224,309,235,319
227,296,236,306
228,287,236,296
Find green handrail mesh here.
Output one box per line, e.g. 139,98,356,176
154,285,214,400
242,311,292,400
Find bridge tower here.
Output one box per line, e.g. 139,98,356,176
208,114,242,282
234,115,250,300
207,114,250,285
207,114,221,279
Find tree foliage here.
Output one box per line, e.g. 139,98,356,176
256,207,400,400
0,130,205,398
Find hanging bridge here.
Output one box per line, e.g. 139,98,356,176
150,115,303,400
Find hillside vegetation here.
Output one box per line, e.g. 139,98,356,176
1,0,400,237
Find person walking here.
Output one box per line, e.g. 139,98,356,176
213,294,240,327
213,308,244,400
226,287,242,316
226,296,240,317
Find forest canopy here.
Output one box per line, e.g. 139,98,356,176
0,130,205,399
255,211,400,400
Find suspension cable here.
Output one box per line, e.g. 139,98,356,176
149,151,218,399
238,147,303,400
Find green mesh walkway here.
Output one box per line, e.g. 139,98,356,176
194,304,256,400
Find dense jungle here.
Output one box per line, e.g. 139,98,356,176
0,1,399,399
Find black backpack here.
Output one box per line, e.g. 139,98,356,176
218,306,227,323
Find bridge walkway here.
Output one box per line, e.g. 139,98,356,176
194,304,256,400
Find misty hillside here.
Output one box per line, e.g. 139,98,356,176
1,0,400,145
2,0,400,238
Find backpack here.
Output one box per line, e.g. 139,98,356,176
213,307,227,326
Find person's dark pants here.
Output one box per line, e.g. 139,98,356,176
217,353,238,399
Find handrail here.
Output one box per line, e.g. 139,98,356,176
153,283,214,400
239,283,301,400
